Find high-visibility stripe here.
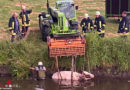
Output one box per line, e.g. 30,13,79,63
101,30,105,33
98,30,105,34
103,24,105,27
125,28,128,30
12,22,14,29
91,27,93,29
12,33,16,35
82,23,85,27
11,31,16,35
22,23,30,26
88,23,90,30
123,22,125,28
23,15,26,22
9,27,13,30
83,23,85,26
99,21,101,28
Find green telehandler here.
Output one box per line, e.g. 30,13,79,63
39,0,85,57
39,0,79,40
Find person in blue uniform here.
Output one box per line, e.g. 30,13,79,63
9,12,21,42
19,6,32,37
80,13,93,33
118,11,129,34
94,11,106,37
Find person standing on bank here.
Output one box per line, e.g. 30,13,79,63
118,11,129,34
30,61,46,80
19,5,32,37
80,13,93,33
94,11,106,37
9,12,21,42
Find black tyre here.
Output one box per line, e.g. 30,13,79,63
39,13,50,41
41,25,50,41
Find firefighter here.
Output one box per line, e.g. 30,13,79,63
9,12,21,42
19,5,32,37
30,61,46,80
80,13,93,33
118,11,129,34
94,11,106,37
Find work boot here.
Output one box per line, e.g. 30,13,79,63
11,35,15,42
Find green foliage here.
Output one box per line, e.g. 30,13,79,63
0,33,48,78
85,33,130,70
0,31,130,78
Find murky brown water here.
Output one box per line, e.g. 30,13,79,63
0,77,130,90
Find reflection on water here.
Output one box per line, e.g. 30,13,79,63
0,77,130,90
52,79,94,90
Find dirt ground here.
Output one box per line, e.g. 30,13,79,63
105,33,120,37
0,32,9,40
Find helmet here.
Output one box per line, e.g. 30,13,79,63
96,11,100,16
84,13,89,18
38,61,43,66
13,12,18,17
22,5,26,10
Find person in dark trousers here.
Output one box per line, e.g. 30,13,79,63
80,13,93,33
30,61,46,80
118,11,129,34
19,5,32,37
9,12,21,42
94,11,106,37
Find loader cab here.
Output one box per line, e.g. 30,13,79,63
56,0,75,19
56,0,78,30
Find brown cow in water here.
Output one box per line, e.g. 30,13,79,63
52,71,94,81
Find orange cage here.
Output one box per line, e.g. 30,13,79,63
47,36,86,57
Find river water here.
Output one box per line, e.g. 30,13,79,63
0,77,130,90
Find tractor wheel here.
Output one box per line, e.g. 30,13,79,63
40,22,46,41
39,13,50,41
43,26,50,41
39,17,45,41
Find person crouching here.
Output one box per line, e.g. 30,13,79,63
80,13,93,33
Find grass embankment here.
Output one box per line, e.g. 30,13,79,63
0,31,48,78
0,0,130,78
86,34,130,70
0,32,130,78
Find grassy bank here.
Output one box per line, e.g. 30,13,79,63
0,31,130,78
86,33,130,70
